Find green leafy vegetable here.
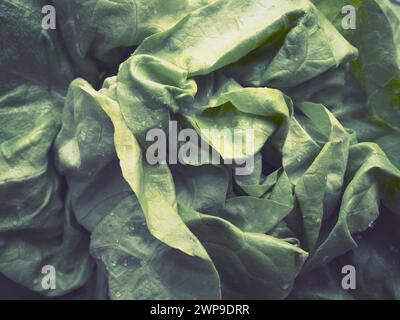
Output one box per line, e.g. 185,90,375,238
0,0,399,300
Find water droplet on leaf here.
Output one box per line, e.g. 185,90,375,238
368,222,374,228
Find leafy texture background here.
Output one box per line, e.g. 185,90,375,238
0,0,399,299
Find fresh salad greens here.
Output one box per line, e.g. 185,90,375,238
0,0,399,300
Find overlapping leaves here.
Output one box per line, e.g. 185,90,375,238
0,0,399,299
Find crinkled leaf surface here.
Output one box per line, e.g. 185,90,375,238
1,0,400,300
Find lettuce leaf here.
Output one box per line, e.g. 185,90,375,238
1,0,399,300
